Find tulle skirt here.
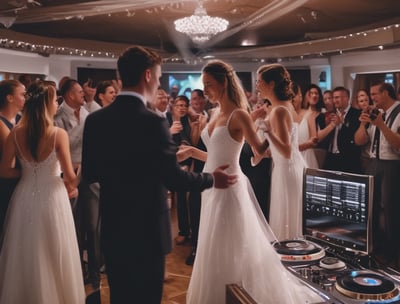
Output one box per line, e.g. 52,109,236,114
186,172,323,304
0,177,85,304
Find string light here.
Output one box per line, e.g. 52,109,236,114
0,23,398,60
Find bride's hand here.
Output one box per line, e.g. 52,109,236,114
251,148,271,167
64,180,79,199
257,119,271,132
176,145,192,162
68,188,79,199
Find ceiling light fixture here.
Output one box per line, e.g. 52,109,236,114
174,0,229,44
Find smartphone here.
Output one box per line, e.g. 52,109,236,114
87,78,96,88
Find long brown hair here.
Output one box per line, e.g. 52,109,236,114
202,60,249,112
19,81,56,160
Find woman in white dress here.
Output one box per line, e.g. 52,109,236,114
183,60,323,304
0,81,85,304
297,84,322,169
254,64,307,242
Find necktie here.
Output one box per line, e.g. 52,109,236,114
372,112,386,159
74,108,80,124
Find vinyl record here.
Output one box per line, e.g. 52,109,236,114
319,257,346,270
273,240,321,255
335,271,399,300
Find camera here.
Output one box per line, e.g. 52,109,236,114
369,108,380,120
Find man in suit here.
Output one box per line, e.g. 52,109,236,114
323,86,362,174
81,45,237,304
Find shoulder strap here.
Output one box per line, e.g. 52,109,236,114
0,116,13,130
386,103,400,128
53,127,58,150
13,129,25,160
226,109,242,127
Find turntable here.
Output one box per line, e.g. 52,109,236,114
273,239,325,262
335,270,400,302
278,169,400,303
320,257,346,271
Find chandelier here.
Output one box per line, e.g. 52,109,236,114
174,1,229,44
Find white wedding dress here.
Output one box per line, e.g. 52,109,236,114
298,112,319,168
268,107,306,241
186,110,323,304
0,130,85,304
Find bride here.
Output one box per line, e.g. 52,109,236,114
0,81,85,303
180,60,323,304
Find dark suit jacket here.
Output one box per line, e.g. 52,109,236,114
337,106,362,158
324,106,362,173
81,95,213,257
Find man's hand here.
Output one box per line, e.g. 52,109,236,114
212,165,238,189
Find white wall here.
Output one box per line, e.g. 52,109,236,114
330,48,400,90
1,47,399,91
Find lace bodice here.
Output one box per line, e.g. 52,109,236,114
14,129,62,184
17,151,61,183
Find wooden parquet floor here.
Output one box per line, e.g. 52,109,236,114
85,201,193,304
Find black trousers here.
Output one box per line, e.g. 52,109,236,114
366,158,400,262
0,178,18,239
176,191,190,237
71,181,102,280
323,152,362,174
104,249,165,304
188,190,201,249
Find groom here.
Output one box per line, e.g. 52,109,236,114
81,45,237,304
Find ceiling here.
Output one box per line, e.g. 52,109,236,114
1,0,400,63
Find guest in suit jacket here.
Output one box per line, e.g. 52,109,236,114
323,86,362,174
81,45,237,304
166,95,193,245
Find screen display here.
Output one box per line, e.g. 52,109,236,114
160,71,253,99
169,73,202,99
303,169,373,254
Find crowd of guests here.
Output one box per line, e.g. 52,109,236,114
0,45,399,303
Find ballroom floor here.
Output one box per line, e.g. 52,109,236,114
85,200,193,304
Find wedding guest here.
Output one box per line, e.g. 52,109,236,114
0,80,25,237
255,64,306,241
185,89,209,265
297,84,321,168
323,86,362,173
54,78,102,289
94,80,117,107
356,88,373,173
355,82,400,269
166,95,192,245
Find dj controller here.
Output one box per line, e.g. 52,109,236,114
274,239,400,304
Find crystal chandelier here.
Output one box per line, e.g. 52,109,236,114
174,1,229,44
